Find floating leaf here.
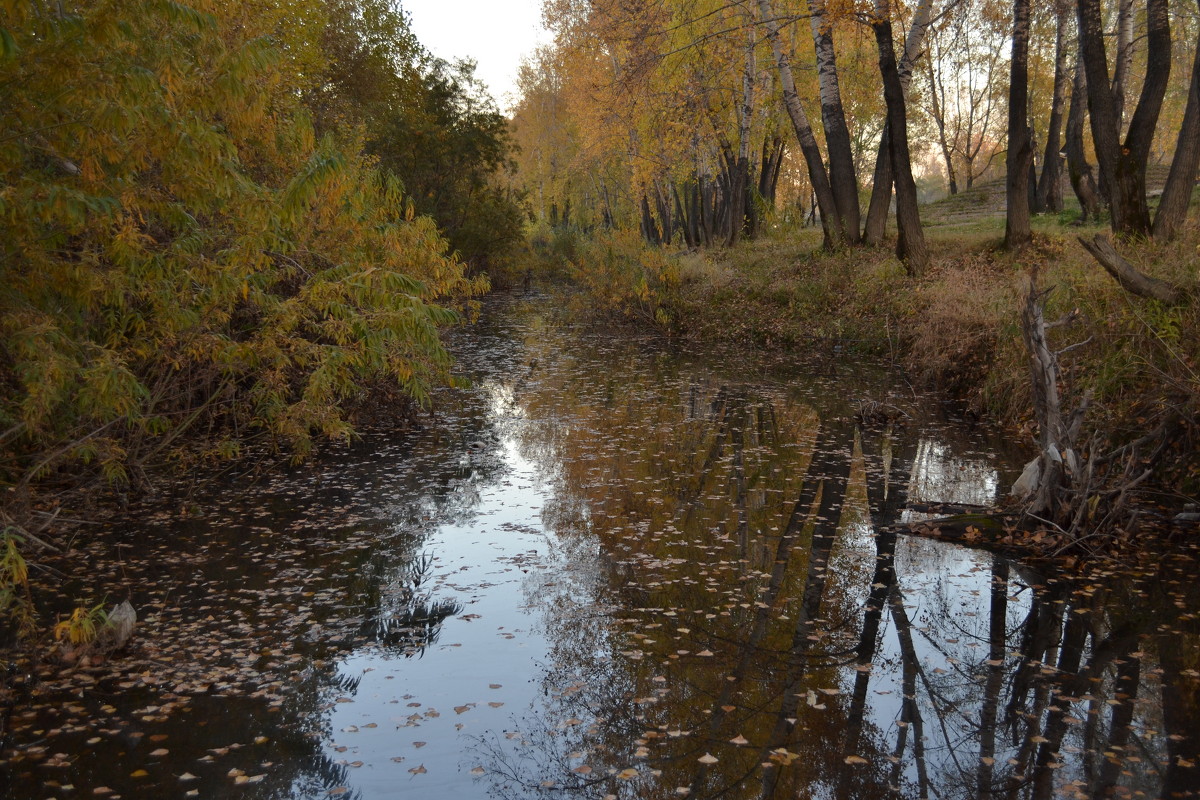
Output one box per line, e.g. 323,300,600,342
697,753,718,764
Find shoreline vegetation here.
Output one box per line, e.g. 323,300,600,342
525,188,1199,560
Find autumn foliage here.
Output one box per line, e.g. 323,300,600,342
0,0,514,517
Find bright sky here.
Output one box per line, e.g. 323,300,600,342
401,0,549,113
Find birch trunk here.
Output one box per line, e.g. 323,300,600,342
757,0,845,248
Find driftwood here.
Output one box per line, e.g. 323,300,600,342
1078,235,1183,303
1016,275,1088,523
880,511,1070,560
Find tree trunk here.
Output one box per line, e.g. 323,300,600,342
810,0,861,243
673,184,695,248
1153,0,1200,241
862,0,934,245
759,135,784,204
757,0,845,249
864,125,896,246
1078,0,1171,236
872,0,929,275
1035,1,1070,213
926,54,959,196
1004,0,1033,251
1111,0,1135,133
640,194,661,245
1065,61,1102,222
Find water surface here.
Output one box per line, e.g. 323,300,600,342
5,294,1199,800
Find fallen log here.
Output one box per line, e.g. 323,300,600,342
1078,235,1184,304
880,511,1075,560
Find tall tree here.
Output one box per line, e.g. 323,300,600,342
1152,0,1200,241
810,0,862,243
1034,0,1071,213
1064,60,1102,221
862,0,934,246
871,0,930,274
757,0,846,249
1077,0,1172,236
1004,0,1033,250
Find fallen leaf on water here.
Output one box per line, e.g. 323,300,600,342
130,770,149,778
573,765,593,774
617,768,639,779
327,788,348,796
470,766,486,775
698,753,718,764
409,764,427,775
729,735,750,745
844,755,868,765
149,748,169,757
770,749,800,766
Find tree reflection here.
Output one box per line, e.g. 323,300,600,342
467,354,1200,799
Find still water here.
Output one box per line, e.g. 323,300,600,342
5,294,1199,799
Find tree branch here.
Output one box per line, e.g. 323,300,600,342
1078,235,1183,304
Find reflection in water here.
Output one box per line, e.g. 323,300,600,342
906,437,999,508
4,296,1198,800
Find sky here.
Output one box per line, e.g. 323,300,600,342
401,0,550,113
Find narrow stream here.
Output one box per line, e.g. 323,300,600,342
5,294,1199,799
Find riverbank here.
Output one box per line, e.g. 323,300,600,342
543,205,1200,512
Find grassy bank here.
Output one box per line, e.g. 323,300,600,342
541,190,1200,501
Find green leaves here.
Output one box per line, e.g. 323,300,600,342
0,0,480,498
0,26,17,62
